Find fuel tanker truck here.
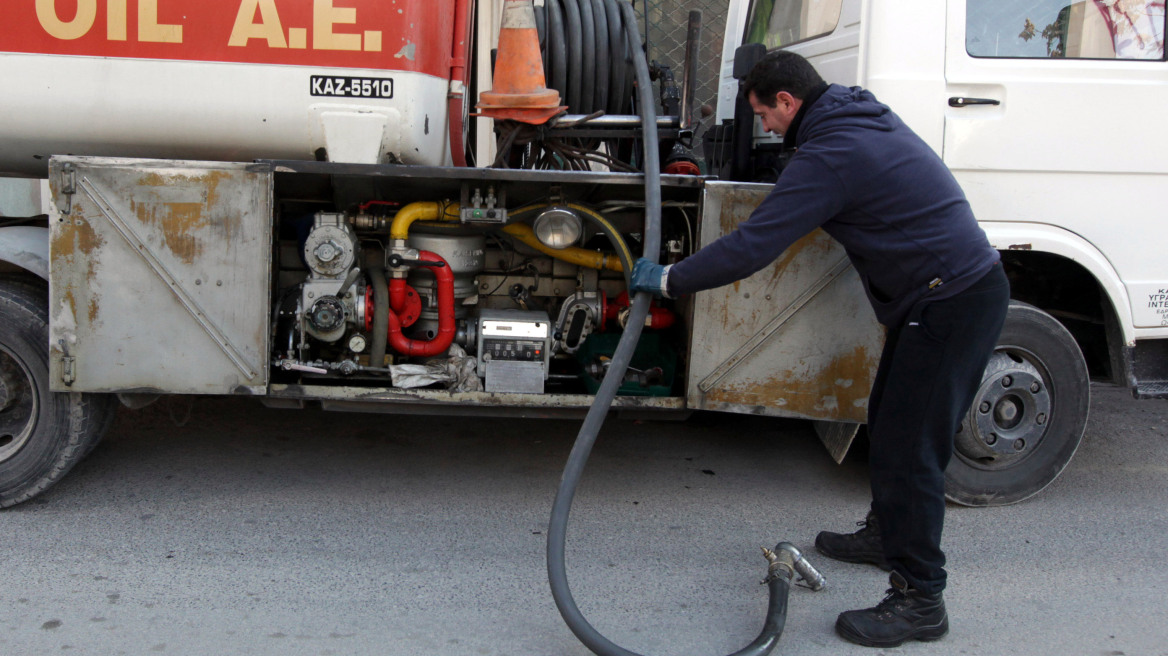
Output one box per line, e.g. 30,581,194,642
0,0,1164,513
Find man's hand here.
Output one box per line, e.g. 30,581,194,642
629,258,671,298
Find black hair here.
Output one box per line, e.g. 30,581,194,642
741,51,825,107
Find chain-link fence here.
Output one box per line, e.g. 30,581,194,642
636,0,730,118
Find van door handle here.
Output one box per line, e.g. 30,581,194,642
948,96,1001,107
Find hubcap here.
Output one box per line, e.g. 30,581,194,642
0,347,38,463
955,350,1052,469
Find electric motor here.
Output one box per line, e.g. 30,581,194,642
304,213,358,277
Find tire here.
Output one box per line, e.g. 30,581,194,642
945,301,1089,506
0,279,115,508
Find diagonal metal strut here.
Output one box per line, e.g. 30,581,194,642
698,258,852,393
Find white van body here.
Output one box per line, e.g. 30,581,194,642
718,0,1168,391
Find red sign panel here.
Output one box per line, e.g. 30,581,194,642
3,0,456,78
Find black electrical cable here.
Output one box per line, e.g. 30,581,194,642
545,4,812,655
535,5,548,73
561,0,583,112
368,266,389,372
602,0,627,115
591,0,611,114
547,0,568,101
577,0,597,113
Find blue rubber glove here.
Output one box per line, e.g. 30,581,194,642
629,258,672,298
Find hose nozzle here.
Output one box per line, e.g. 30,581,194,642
763,542,827,591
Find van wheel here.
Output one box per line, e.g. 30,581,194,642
0,280,115,508
945,301,1089,506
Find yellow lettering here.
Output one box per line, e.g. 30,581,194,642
35,0,97,40
139,0,183,44
107,0,127,41
229,0,287,48
363,30,382,52
288,28,308,49
313,0,361,51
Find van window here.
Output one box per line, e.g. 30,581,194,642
744,0,844,48
967,0,1165,60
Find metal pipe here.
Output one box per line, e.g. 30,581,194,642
388,201,460,241
507,202,635,284
502,223,624,272
447,0,473,166
556,114,679,128
680,11,702,131
386,251,456,357
768,542,828,592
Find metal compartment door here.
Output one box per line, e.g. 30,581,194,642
686,181,883,425
48,157,272,394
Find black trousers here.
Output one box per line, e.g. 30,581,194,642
867,264,1010,594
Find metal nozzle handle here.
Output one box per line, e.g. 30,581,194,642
772,542,827,591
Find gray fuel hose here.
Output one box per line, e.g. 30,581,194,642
368,266,389,370
546,4,818,656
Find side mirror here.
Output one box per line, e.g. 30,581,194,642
733,43,767,80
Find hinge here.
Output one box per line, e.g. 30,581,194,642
62,356,75,386
58,339,75,386
55,162,76,216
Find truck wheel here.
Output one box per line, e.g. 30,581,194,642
946,301,1089,507
0,280,114,508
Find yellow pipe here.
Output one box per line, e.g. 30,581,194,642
389,200,460,241
503,223,624,272
508,203,632,274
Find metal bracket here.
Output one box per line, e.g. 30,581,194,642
698,258,852,393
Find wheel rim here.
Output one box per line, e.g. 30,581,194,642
0,345,38,464
954,349,1053,470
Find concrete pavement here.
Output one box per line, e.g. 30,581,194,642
1,384,1165,655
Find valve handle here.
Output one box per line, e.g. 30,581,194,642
387,254,448,268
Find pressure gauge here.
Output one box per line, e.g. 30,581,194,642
348,333,368,353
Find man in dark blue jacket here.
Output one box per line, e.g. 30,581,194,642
631,51,1010,648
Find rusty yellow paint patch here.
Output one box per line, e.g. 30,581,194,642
134,201,207,265
51,216,106,328
703,345,878,422
132,170,244,263
718,187,765,236
770,230,837,280
201,170,232,208
51,216,104,260
136,170,232,205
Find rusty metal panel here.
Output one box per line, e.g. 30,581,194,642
47,157,272,394
686,181,885,424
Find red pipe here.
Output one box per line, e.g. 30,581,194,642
387,251,456,357
604,292,677,330
447,0,473,167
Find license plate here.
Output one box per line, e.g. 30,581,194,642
310,76,394,99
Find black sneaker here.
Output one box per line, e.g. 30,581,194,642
835,572,949,647
815,511,891,570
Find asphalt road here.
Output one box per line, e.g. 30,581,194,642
2,384,1166,656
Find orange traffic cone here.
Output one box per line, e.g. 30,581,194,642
477,0,566,125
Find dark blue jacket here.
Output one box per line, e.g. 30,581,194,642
667,84,999,327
